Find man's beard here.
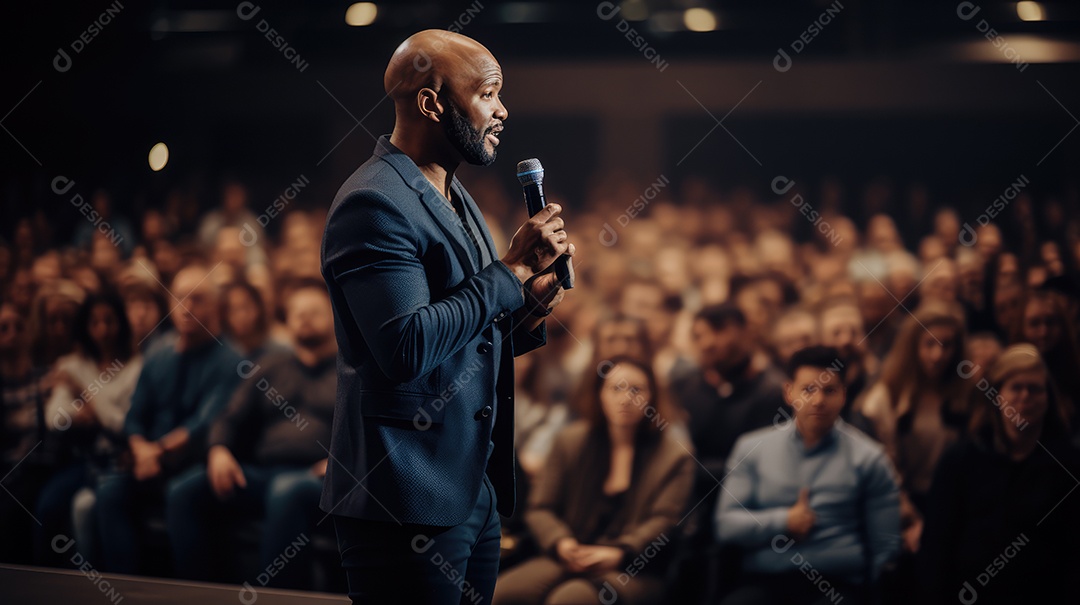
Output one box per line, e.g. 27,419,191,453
443,100,497,166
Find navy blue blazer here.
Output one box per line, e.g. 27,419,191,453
319,135,546,526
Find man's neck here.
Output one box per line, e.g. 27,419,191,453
389,129,459,200
795,418,832,450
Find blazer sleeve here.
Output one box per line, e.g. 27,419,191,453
611,449,696,556
511,319,546,357
324,188,526,383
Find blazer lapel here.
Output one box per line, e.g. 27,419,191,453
452,177,499,266
373,137,478,276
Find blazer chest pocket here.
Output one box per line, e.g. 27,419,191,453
359,390,447,428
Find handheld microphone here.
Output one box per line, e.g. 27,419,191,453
516,158,573,290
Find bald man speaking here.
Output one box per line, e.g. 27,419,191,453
320,30,575,603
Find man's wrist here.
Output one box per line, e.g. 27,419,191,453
500,259,532,285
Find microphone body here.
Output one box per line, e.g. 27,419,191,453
516,159,573,289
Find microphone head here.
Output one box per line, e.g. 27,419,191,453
516,158,544,185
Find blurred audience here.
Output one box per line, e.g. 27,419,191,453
0,169,1077,601
95,264,242,573
167,280,336,588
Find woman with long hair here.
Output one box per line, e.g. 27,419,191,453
219,279,289,360
34,291,144,565
1009,288,1080,429
494,355,694,605
918,344,1080,604
855,300,970,554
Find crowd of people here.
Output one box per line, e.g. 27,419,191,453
2,171,1079,604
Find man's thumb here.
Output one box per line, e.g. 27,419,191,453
797,487,810,505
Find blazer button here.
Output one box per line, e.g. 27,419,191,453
480,406,492,418
477,341,493,354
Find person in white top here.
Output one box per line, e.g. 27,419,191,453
35,291,143,566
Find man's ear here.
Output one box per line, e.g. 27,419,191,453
417,88,444,123
783,381,794,406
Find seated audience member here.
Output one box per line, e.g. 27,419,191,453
769,306,818,370
494,356,694,605
119,281,171,356
0,301,56,564
167,280,335,588
95,264,242,573
854,301,969,554
669,303,788,544
817,297,878,411
717,346,901,605
1010,288,1080,424
35,292,143,566
919,344,1080,604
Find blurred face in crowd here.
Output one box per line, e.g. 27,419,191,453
125,294,161,345
286,288,335,349
933,209,960,243
0,303,26,353
45,297,79,343
917,322,960,381
88,302,121,351
620,282,669,349
994,282,1024,334
596,319,647,361
956,252,984,304
921,260,959,303
691,318,747,375
222,182,248,214
867,215,902,253
91,235,122,273
918,236,948,266
819,305,865,362
858,280,893,328
974,224,1003,260
655,247,690,295
32,254,62,286
1022,297,1062,354
1040,242,1065,276
600,362,650,431
786,366,845,437
215,227,249,269
772,312,817,366
171,267,219,340
224,286,261,340
966,335,1002,383
999,368,1049,433
997,253,1020,284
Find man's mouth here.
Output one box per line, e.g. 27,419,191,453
486,126,502,146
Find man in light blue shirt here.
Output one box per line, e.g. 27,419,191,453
716,345,900,605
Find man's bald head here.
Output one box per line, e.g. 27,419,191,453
384,29,497,102
384,30,507,167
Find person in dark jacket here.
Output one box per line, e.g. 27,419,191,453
166,280,337,588
918,343,1080,605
